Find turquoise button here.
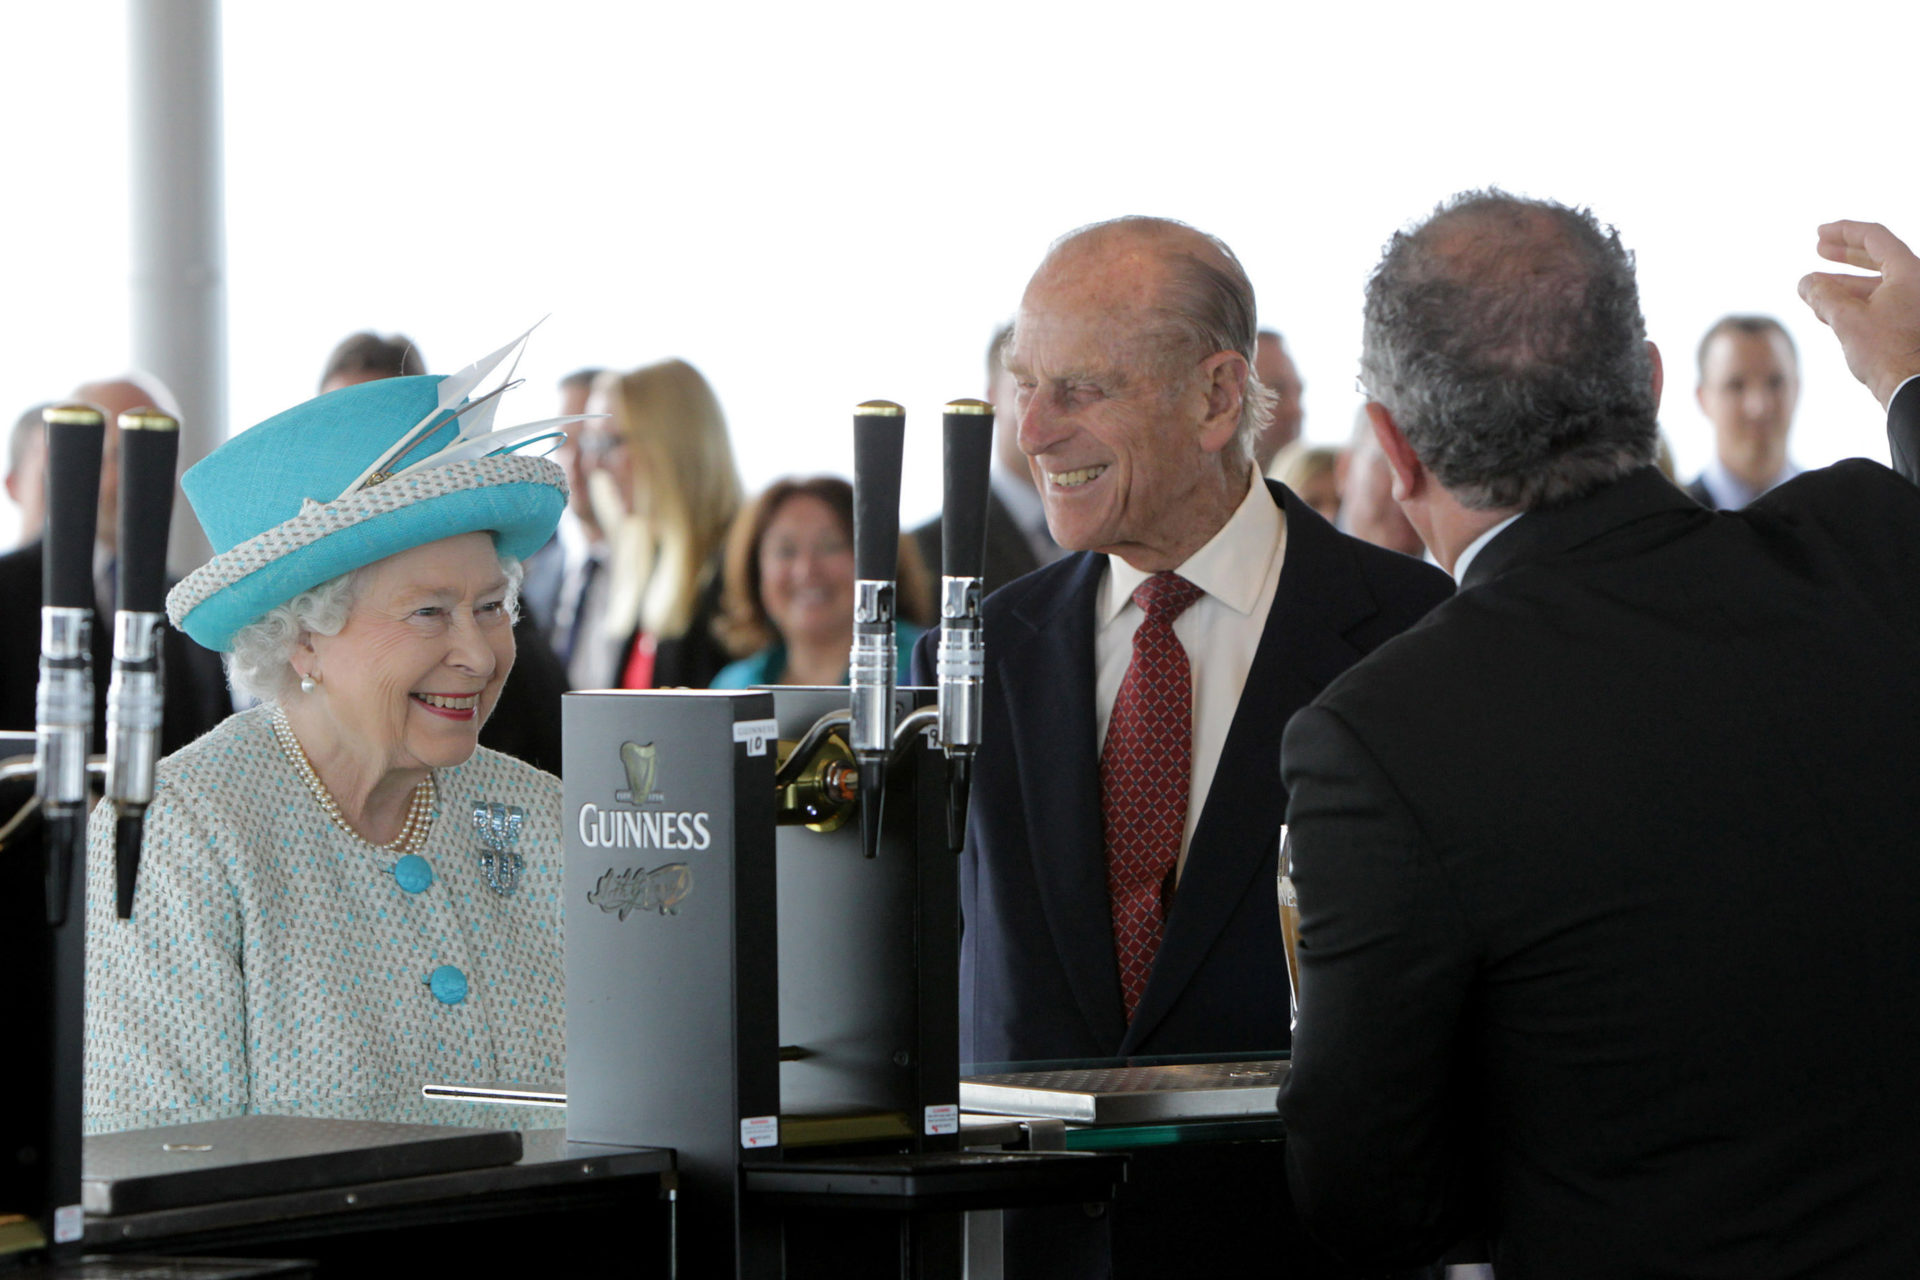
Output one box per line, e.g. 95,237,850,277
429,965,467,1005
394,855,434,894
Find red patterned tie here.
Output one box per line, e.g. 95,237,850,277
1102,571,1205,1021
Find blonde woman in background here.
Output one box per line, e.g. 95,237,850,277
580,358,743,689
1269,441,1342,524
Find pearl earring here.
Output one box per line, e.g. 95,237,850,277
300,674,318,694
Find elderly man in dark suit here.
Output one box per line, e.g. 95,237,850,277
1280,198,1920,1278
915,213,1451,1278
925,216,1450,1069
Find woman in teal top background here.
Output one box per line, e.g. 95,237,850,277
711,476,928,688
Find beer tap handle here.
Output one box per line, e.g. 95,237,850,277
850,400,905,860
107,408,179,918
937,399,993,852
38,404,106,926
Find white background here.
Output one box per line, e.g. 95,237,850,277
3,0,1915,552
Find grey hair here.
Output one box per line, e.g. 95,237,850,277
1043,215,1276,460
226,556,524,705
1359,190,1658,511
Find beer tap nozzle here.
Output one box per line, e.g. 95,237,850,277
37,405,106,926
105,408,179,918
849,401,906,859
935,399,993,853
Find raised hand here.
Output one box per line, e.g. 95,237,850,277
1799,221,1920,409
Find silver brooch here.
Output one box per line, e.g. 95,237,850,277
473,802,526,897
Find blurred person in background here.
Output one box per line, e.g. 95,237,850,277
712,476,925,688
520,367,607,664
911,324,1062,594
581,358,741,690
5,401,52,546
1337,404,1426,558
318,331,427,394
1269,441,1340,522
1253,328,1304,468
306,336,568,773
1685,315,1800,509
0,374,229,750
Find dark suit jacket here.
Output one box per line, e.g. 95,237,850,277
1681,472,1715,508
0,543,231,755
916,480,1452,1064
910,487,1055,598
1279,386,1920,1277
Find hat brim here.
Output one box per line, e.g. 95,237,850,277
169,455,565,652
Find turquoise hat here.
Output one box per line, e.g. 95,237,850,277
168,347,574,652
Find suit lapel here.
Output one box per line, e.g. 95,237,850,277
1123,484,1380,1051
1000,553,1128,1050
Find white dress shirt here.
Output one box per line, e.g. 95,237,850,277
1699,454,1800,511
1093,472,1287,872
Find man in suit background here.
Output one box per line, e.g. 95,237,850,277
910,324,1061,594
1684,313,1801,508
1279,196,1920,1277
1253,327,1305,468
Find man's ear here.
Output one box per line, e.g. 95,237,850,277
1648,340,1664,412
1195,350,1247,455
1366,402,1424,503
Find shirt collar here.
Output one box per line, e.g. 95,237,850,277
1451,511,1524,584
1703,454,1798,509
1100,471,1277,624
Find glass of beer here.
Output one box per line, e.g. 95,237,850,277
1276,824,1301,1032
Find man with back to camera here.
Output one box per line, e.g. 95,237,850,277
1685,313,1801,508
1278,196,1920,1277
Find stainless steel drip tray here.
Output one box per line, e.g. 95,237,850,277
959,1060,1287,1125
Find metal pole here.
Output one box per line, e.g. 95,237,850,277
127,0,226,575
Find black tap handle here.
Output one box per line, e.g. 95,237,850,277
940,399,994,581
42,405,106,609
852,401,905,584
115,409,180,614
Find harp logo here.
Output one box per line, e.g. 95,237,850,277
617,740,659,805
576,740,714,852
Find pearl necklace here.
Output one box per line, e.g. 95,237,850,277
270,704,436,856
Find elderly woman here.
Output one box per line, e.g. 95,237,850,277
85,358,569,1133
711,476,926,688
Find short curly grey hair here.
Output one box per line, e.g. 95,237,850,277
1359,189,1658,511
226,556,524,704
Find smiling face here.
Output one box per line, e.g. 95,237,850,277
303,532,516,779
757,493,854,651
1006,235,1247,571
